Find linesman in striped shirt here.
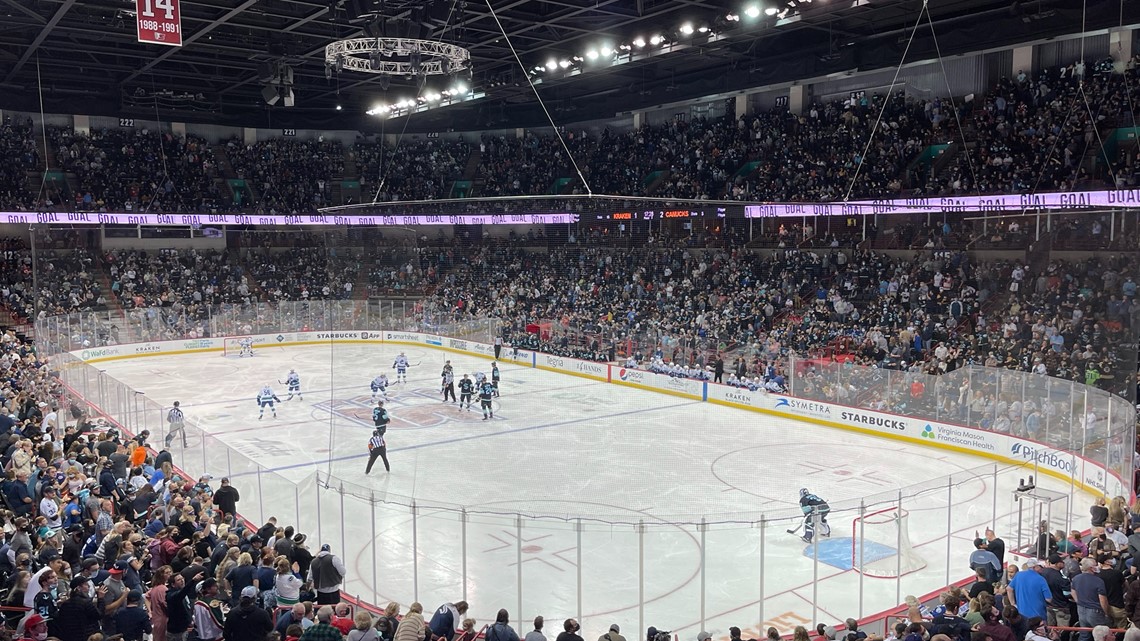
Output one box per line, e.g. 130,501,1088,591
366,401,390,474
165,401,187,448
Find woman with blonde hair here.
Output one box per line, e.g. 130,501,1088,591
395,602,425,641
348,610,380,641
11,440,33,476
792,627,811,641
1108,496,1128,528
274,555,304,610
215,546,240,589
376,602,400,641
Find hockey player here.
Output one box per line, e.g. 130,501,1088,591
479,379,495,420
798,488,831,543
284,369,302,401
442,369,456,403
239,337,254,357
257,385,281,420
370,374,390,401
458,374,474,411
490,362,501,397
366,401,390,474
393,352,410,384
474,371,486,387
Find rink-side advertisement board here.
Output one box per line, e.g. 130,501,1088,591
68,331,1123,496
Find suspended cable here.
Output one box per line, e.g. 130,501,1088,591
841,0,926,202
482,0,593,195
924,3,981,197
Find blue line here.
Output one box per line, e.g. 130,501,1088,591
227,399,699,477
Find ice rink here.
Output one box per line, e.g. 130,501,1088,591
95,344,1091,639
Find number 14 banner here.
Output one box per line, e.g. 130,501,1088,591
136,0,182,46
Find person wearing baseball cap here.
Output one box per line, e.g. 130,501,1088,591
20,613,49,641
224,585,273,641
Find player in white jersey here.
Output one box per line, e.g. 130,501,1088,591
256,385,281,419
239,337,254,357
370,374,390,401
474,371,486,386
283,369,302,401
392,353,410,383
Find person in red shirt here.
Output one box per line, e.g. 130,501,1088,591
330,604,354,636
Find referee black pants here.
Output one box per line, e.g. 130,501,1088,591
494,344,502,359
443,384,456,401
366,447,389,473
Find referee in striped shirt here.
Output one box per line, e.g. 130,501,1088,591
165,401,187,448
366,401,390,474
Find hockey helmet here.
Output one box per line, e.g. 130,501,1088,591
799,488,809,498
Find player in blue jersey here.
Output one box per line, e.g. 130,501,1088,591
366,401,390,474
283,369,302,401
458,374,474,411
257,385,281,419
393,353,410,384
490,362,501,397
479,380,495,420
797,488,831,543
370,374,389,401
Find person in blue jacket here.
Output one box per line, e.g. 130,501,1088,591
429,601,470,641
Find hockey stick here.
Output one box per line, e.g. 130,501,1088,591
786,521,804,535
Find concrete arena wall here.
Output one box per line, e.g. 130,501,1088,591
66,329,1126,500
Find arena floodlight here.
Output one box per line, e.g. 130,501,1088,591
586,49,599,60
600,44,613,56
680,23,694,34
765,6,779,15
545,60,558,70
649,34,664,45
633,37,646,47
744,4,761,17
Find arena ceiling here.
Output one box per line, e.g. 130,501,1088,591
0,0,1133,132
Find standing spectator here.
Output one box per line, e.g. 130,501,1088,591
224,585,274,641
214,477,240,517
1072,558,1111,641
224,552,258,606
116,590,153,641
430,601,470,641
1092,498,1109,529
148,566,172,641
486,610,520,641
192,578,227,641
970,538,1002,583
395,603,426,641
555,620,583,641
309,543,345,605
1006,558,1052,620
166,571,200,641
54,576,105,641
524,617,546,641
291,534,313,581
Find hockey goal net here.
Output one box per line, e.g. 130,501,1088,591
851,507,928,577
222,336,254,357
